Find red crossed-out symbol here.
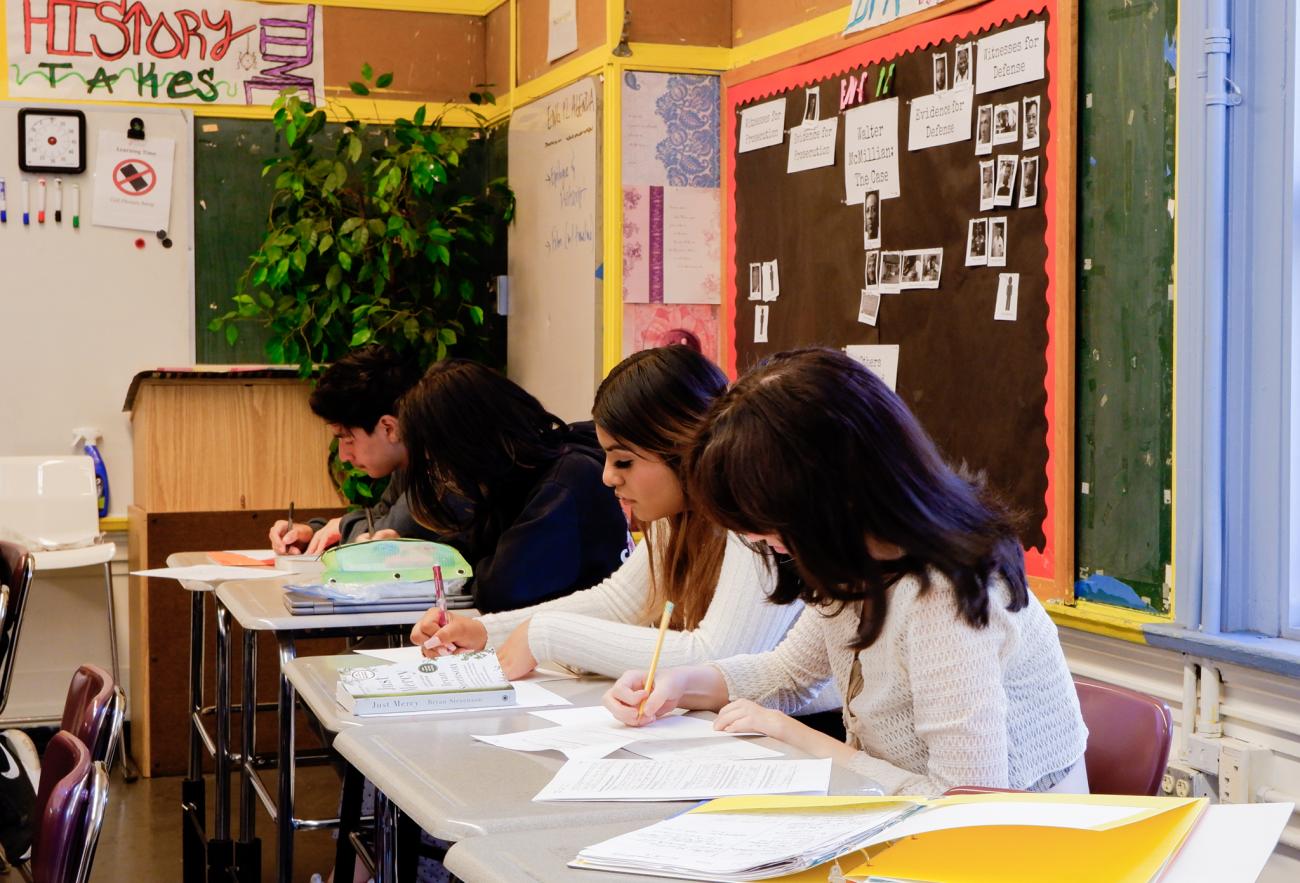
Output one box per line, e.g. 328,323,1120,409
112,158,157,196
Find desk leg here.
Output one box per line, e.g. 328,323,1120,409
210,598,235,880
181,590,206,882
374,789,397,883
235,627,262,882
276,637,298,883
334,762,363,881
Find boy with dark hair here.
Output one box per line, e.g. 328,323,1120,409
269,345,439,554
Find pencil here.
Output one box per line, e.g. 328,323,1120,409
365,506,375,537
637,600,675,720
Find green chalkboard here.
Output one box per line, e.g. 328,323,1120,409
1074,2,1176,614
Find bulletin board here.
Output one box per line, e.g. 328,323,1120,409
724,0,1076,601
0,102,194,517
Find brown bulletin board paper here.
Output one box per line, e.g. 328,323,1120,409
723,0,1076,603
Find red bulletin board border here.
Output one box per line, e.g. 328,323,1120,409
721,0,1076,601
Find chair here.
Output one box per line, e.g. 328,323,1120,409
945,676,1173,797
0,458,122,714
0,541,35,717
60,665,125,770
27,731,109,883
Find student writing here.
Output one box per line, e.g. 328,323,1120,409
411,348,829,698
604,347,1088,796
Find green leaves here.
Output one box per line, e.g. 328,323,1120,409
376,72,394,89
350,81,370,96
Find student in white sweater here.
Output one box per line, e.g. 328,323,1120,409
409,346,823,701
604,347,1089,796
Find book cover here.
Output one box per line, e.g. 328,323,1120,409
335,651,517,715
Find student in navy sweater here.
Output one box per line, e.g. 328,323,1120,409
399,359,631,613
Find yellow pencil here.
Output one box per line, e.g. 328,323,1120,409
638,600,675,720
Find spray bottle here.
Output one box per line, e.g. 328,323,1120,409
72,427,110,517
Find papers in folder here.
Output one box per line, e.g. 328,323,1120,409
571,793,1211,882
534,757,832,802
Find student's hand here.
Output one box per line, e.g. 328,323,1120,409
495,621,537,679
410,607,448,652
305,518,343,555
354,528,400,543
418,614,489,659
269,520,314,555
603,669,688,727
712,699,793,741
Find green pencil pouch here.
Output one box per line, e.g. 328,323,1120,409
319,538,472,588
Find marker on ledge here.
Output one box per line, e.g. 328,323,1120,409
21,180,29,226
0,178,7,223
36,178,46,224
54,178,63,224
71,184,80,229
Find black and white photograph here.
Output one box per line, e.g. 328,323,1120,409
748,262,763,300
865,250,880,289
918,248,943,289
863,189,881,249
954,42,973,87
966,218,988,266
803,88,820,122
979,159,995,211
901,251,923,288
858,289,882,326
976,105,993,156
988,216,1008,267
994,272,1020,321
762,259,780,301
994,155,1018,207
993,102,1019,146
933,52,948,93
880,251,903,293
1023,95,1041,150
1019,156,1039,207
754,303,770,342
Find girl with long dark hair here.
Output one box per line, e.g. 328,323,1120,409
603,348,1087,795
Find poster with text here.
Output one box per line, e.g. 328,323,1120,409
7,0,324,106
92,131,176,230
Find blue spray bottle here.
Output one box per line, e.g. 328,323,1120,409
73,427,110,517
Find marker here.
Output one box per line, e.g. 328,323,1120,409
54,178,62,224
21,180,29,226
37,178,46,224
71,184,80,229
0,178,6,223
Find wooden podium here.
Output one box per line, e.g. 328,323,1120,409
125,368,344,776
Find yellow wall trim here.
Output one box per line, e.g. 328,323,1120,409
510,48,607,110
1047,599,1172,644
100,516,129,533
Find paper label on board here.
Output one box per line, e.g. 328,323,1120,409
546,0,579,62
787,118,838,173
738,98,787,153
92,131,175,231
754,304,770,343
844,98,901,204
975,21,1046,95
908,87,973,151
844,344,899,391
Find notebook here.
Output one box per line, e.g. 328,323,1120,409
282,590,475,615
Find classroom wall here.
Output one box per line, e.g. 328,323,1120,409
516,0,607,84
324,8,486,102
731,0,846,45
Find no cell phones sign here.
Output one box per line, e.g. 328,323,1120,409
93,131,174,231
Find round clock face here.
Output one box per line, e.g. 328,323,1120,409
24,114,82,169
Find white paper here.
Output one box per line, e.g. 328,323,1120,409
1162,803,1293,882
857,290,881,327
546,0,578,62
738,98,787,153
623,737,782,761
863,192,881,249
754,304,770,343
663,187,721,304
995,273,1020,321
472,726,635,760
992,101,1020,146
92,132,175,232
844,344,899,391
747,262,763,300
802,88,821,123
761,259,780,301
975,104,994,155
966,218,989,267
844,98,900,204
474,706,743,760
787,118,838,173
1022,95,1042,149
988,217,1008,267
879,251,902,294
534,757,832,802
350,680,570,718
976,21,1047,95
353,646,578,683
908,86,973,151
1019,156,1040,208
131,565,289,582
860,800,1163,847
979,159,996,211
994,155,1018,207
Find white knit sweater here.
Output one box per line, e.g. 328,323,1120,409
714,570,1088,796
479,531,821,692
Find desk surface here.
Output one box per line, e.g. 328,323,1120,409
333,682,883,843
166,550,254,592
216,577,428,633
282,652,572,735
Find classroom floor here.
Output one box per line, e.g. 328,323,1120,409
88,761,346,882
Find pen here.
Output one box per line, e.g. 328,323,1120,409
37,178,45,224
638,600,675,720
365,507,374,537
287,501,295,535
433,564,446,622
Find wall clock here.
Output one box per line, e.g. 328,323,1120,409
18,109,87,174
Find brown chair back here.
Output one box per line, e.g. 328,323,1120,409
0,541,34,717
1075,675,1173,796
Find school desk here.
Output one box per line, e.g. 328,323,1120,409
331,691,885,883
214,575,428,883
441,800,1293,883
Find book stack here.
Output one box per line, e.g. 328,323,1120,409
336,651,516,715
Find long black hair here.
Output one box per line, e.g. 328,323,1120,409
593,346,729,630
399,359,566,533
687,347,1027,649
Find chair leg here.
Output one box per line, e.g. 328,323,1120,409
101,561,138,782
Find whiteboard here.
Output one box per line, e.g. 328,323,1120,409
0,102,194,517
506,77,603,423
